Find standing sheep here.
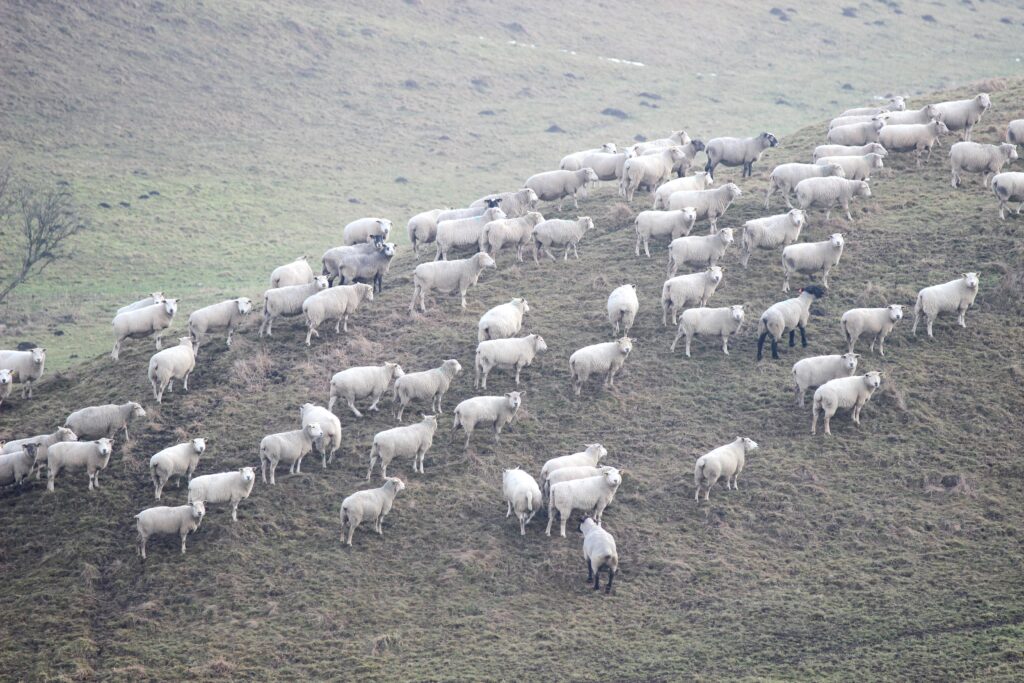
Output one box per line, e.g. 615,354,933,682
525,168,599,210
540,443,608,485
471,188,540,217
409,252,496,313
812,142,888,162
693,437,759,502
259,423,324,485
841,305,903,356
188,467,256,522
781,233,845,292
569,338,632,396
407,208,445,257
546,468,622,537
532,217,594,263
393,359,462,420
791,353,859,407
150,438,209,499
739,210,807,268
300,403,342,468
634,130,690,154
607,284,639,335
812,371,883,436
328,362,405,418
764,163,845,209
116,292,166,316
188,297,254,353
620,147,688,201
0,443,40,487
367,415,437,479
435,207,506,260
269,257,314,289
933,93,990,141
826,120,885,146
339,477,406,546
578,149,637,181
135,501,205,560
2,427,78,478
666,228,734,276
302,283,374,346
65,401,146,440
46,438,114,492
634,208,698,257
794,177,871,221
342,217,392,245
578,517,619,593
671,305,745,357
992,172,1024,220
667,183,743,231
503,467,543,536
478,298,530,342
652,171,714,210
661,267,724,325
704,132,778,179
878,120,950,167
478,212,545,264
876,103,939,126
949,142,1018,188
259,276,329,336
756,285,826,361
474,334,548,389
815,154,884,182
1008,120,1024,147
640,139,706,178
0,347,45,398
111,299,179,361
334,240,396,293
451,392,523,449
560,143,618,170
912,273,980,338
148,337,197,404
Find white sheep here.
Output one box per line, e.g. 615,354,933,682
739,210,806,268
811,371,883,436
693,437,759,501
828,112,889,130
579,149,637,181
46,438,114,492
328,362,405,417
531,217,594,263
546,465,618,498
0,347,45,399
546,468,622,537
188,297,254,353
794,177,871,221
666,228,734,276
65,402,146,440
409,252,496,313
950,142,1018,188
634,208,698,258
269,256,314,288
607,284,639,335
478,298,530,342
0,443,40,487
116,292,166,316
559,143,618,170
188,467,256,522
135,501,205,560
661,267,724,325
933,93,990,141
912,273,980,338
539,443,608,485
791,353,859,407
841,305,903,356
451,391,523,448
569,337,632,396
667,183,743,231
342,217,392,245
1,427,78,478
0,369,11,409
525,168,599,210
435,207,506,260
756,285,826,360
639,139,707,178
407,208,445,257
633,131,690,154
367,415,437,479
826,120,885,146
812,142,888,162
781,233,845,292
260,423,324,485
300,403,342,468
393,359,463,421
329,240,396,293
503,467,543,536
579,516,619,593
704,132,779,179
671,304,745,357
815,154,884,182
259,276,329,336
150,438,208,499
478,212,545,263
111,299,179,361
652,172,714,210
764,163,845,209
1008,120,1024,147
339,477,406,546
878,120,950,167
621,147,688,201
992,172,1024,220
840,96,906,117
474,334,548,389
470,188,540,217
302,283,374,346
881,103,940,126
148,336,196,404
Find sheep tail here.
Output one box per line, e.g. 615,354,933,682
526,490,534,512
695,460,706,488
840,318,850,344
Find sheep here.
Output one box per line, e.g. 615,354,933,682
334,240,396,293
828,112,889,130
188,467,256,522
666,228,734,276
652,172,714,210
478,298,530,342
992,172,1024,220
339,477,406,546
393,359,462,421
791,353,859,407
474,334,548,389
815,154,884,182
667,183,743,231
269,256,314,289
811,371,883,436
661,267,724,325
620,147,687,201
531,217,594,263
342,217,392,245
912,273,980,338
46,438,114,492
0,443,39,487
739,210,807,268
693,437,759,501
188,297,254,353
435,207,507,260
882,103,940,126
2,427,78,478
546,468,622,537
0,347,45,398
367,415,437,480
633,130,690,155
794,177,872,221
878,120,950,167
559,143,618,171
503,467,543,536
579,517,619,593
704,132,778,180
756,285,826,361
607,284,639,335
578,149,637,181
0,369,11,409
841,305,903,356
546,465,618,498
470,188,540,217
933,93,990,141
409,252,496,313
135,501,205,559
641,139,706,178
839,96,905,117
116,292,166,315
826,120,885,146
950,142,1018,188
812,142,888,162
148,337,196,404
150,438,208,499
539,443,608,485
259,423,324,485
259,276,329,336
328,362,405,418
111,299,178,361
525,168,599,210
302,283,374,346
569,337,632,396
300,403,342,468
781,233,845,292
451,392,523,449
436,206,489,223
765,163,845,209
634,208,697,258
478,212,545,264
671,305,745,357
65,401,146,440
1008,120,1024,146
407,208,445,257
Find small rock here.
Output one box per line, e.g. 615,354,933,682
394,177,409,184
98,202,111,209
119,201,131,208
545,124,565,134
601,108,628,119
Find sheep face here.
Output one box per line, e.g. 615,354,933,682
586,443,608,461
616,338,633,355
864,371,882,390
1002,144,1020,161
0,369,11,386
505,392,523,411
800,285,827,299
681,207,698,223
578,516,598,533
868,154,885,169
29,348,46,366
725,184,742,199
707,266,724,285
601,143,617,153
829,233,845,250
444,359,463,375
191,438,207,454
976,93,991,110
381,242,397,258
580,217,594,233
532,335,548,353
149,292,166,303
690,140,706,153
240,467,255,482
177,336,194,349
961,272,980,290
729,305,745,324
58,427,78,442
603,469,623,488
305,423,324,441
841,352,859,373
190,501,206,520
513,298,530,314
790,209,807,228
313,276,330,290
385,362,405,379
869,143,888,157
890,96,906,111
474,253,497,270
741,437,759,452
236,298,254,315
131,403,147,419
826,163,846,178
718,228,735,245
887,305,904,322
386,477,406,493
97,438,114,457
525,188,540,205
856,182,872,198
584,168,600,183
163,299,179,317
421,415,438,429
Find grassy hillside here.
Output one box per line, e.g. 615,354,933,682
1,75,1023,680
1,0,1022,367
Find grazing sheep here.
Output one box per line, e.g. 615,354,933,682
540,443,609,485
367,415,437,479
671,305,745,357
435,207,506,260
693,437,759,502
532,216,594,263
812,142,888,162
329,362,405,418
478,298,530,342
269,256,314,289
407,208,445,257
342,217,392,245
339,477,406,546
933,93,990,141
882,103,940,126
116,292,166,316
560,143,618,171
2,427,78,478
794,177,871,221
912,273,980,338
259,276,329,336
666,228,734,276
765,163,845,209
992,172,1024,220
546,468,622,537
757,285,826,360
1008,120,1024,146
704,132,778,179
148,337,197,404
621,147,688,201
815,154,884,182
878,120,950,167
0,369,11,409
409,252,496,313
667,183,743,231
792,353,859,407
65,402,146,440
525,168,599,210
260,423,323,485
188,467,256,522
474,334,548,389
111,299,179,361
302,283,374,346
781,233,845,292
569,338,632,396
826,120,885,146
335,240,396,293
451,392,523,449
739,210,807,268
503,467,543,536
150,438,208,499
633,130,690,155
0,347,45,398
46,438,114,492
0,443,39,487
393,359,463,421
478,212,545,263
579,149,637,181
188,297,254,353
950,142,1018,188
471,188,540,217
634,208,698,257
812,372,883,436
607,284,639,335
841,305,903,356
839,96,905,117
661,267,724,325
652,172,714,210
579,517,619,593
300,403,342,468
135,502,205,560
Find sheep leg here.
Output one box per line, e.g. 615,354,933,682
231,499,239,522
375,514,384,534
519,515,526,536
811,402,819,435
605,568,615,594
545,501,555,536
514,364,522,385
493,419,503,443
957,307,968,328
180,533,189,555
788,330,796,347
572,192,579,210
342,315,349,333
270,463,276,486
572,243,580,260
460,290,468,309
798,324,808,347
823,410,833,436
155,334,163,351
559,514,567,538
563,245,570,261
593,566,601,591
183,372,191,392
544,247,557,262
721,334,729,355
367,392,382,412
347,399,363,419
926,316,934,339
346,520,356,546
261,458,268,484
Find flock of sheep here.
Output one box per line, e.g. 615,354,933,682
0,89,1019,593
